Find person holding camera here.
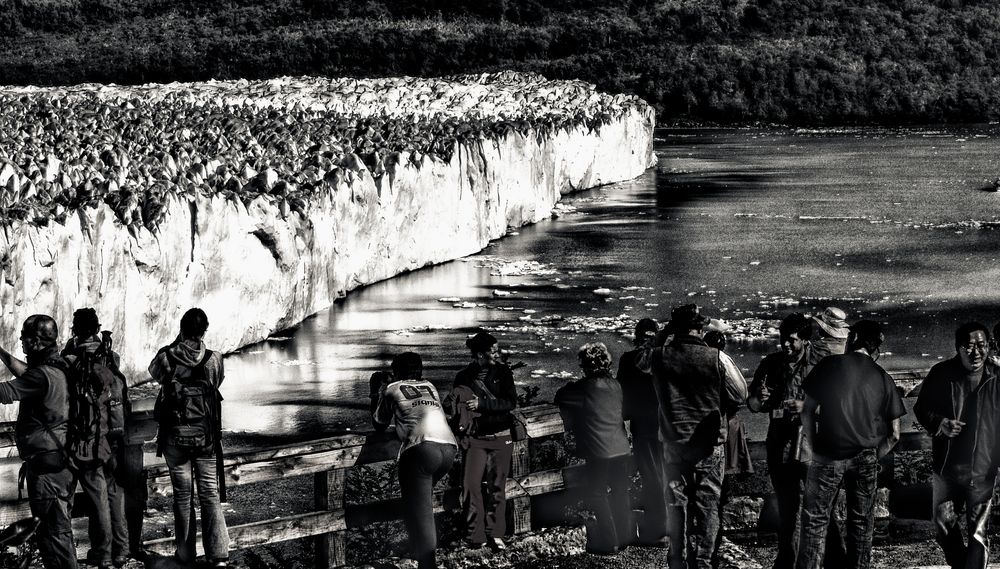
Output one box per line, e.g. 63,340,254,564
448,331,517,551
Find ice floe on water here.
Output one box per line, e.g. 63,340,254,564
270,359,314,366
470,256,560,277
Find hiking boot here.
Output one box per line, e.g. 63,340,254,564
112,555,128,568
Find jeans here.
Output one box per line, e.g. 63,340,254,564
582,454,634,553
26,465,78,569
767,458,845,569
72,464,112,565
664,444,725,569
462,435,513,544
163,446,230,562
398,442,457,569
931,473,997,569
796,448,879,569
633,435,668,544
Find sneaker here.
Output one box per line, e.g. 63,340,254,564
488,537,507,552
463,540,486,550
111,554,128,568
212,560,229,568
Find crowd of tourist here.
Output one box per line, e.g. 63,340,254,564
2,302,998,569
0,308,229,569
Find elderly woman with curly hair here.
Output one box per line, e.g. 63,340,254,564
555,342,634,555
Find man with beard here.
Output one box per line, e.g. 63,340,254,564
747,313,844,569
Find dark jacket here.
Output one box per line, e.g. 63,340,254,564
644,335,747,457
0,346,70,460
555,372,630,460
453,362,516,437
749,350,812,464
914,356,1000,482
616,348,658,439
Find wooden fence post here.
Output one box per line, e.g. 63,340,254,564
315,468,348,568
510,438,531,534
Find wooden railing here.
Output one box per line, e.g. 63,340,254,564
0,369,932,567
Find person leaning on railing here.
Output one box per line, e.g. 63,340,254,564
371,352,458,569
555,342,633,555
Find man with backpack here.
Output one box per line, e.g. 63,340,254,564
61,308,130,569
0,315,78,569
148,308,230,568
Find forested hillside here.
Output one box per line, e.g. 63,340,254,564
1,0,997,124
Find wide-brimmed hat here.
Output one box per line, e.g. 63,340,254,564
813,307,849,339
670,304,710,331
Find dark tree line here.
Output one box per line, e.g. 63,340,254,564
2,0,1000,124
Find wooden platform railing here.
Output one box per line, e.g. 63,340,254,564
0,368,932,567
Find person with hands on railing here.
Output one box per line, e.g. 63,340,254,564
446,331,518,552
914,321,1000,569
0,315,78,569
372,352,458,569
556,342,633,556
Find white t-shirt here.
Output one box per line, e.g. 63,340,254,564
374,379,457,456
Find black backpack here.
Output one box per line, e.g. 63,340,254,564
100,332,129,442
65,339,118,470
154,349,221,453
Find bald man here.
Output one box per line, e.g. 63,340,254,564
0,315,78,569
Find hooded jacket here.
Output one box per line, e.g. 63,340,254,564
148,335,224,388
914,356,1000,482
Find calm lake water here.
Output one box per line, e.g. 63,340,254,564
221,126,1000,443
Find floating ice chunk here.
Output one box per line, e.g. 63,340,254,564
749,260,761,266
493,290,512,297
438,297,461,303
593,288,613,297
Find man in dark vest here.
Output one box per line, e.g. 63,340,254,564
640,304,747,569
0,315,78,569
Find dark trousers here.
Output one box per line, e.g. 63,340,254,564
462,435,513,544
769,459,845,569
398,442,458,569
26,466,79,569
581,454,634,553
797,448,879,569
633,435,668,544
106,443,129,560
932,473,996,569
72,464,112,565
664,444,725,569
